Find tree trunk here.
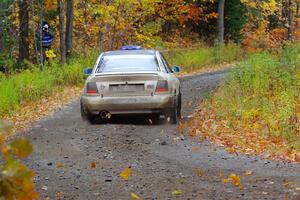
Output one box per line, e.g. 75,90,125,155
0,2,3,52
18,0,30,63
39,3,44,68
217,0,225,44
288,0,294,40
296,1,299,28
65,0,74,58
0,25,3,53
58,0,66,65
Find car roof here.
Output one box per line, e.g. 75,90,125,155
103,50,157,56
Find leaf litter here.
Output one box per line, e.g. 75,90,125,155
180,99,300,163
3,86,82,138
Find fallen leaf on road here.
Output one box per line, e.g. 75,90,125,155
56,163,64,168
229,173,241,186
223,173,241,187
130,192,141,200
120,167,132,181
90,162,97,168
196,168,204,177
244,170,252,176
172,190,183,196
295,187,300,191
192,147,200,153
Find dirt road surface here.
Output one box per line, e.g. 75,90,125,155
23,70,300,200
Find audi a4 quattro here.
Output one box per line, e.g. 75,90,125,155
80,46,182,124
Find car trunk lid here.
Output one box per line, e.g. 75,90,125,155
90,72,159,97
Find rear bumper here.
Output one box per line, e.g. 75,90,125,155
81,95,174,115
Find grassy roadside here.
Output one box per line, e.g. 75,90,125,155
0,51,98,118
0,44,243,119
165,43,244,74
181,43,300,163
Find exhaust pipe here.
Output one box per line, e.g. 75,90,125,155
100,111,111,119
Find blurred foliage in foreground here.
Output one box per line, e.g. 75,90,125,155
0,121,38,199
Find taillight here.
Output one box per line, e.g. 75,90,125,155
86,82,99,94
155,80,169,93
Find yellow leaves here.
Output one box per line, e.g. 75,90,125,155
120,167,132,181
223,173,242,188
130,192,141,200
45,49,56,59
241,0,279,16
203,12,219,22
10,138,33,159
225,147,236,154
171,189,183,196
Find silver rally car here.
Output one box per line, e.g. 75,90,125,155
80,46,181,124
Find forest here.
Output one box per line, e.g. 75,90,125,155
0,0,299,69
0,0,300,199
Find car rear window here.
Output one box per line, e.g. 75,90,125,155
96,55,159,73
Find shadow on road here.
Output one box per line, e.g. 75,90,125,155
91,114,168,126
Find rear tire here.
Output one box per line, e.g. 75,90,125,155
80,102,96,124
168,92,182,124
177,92,182,118
168,107,178,124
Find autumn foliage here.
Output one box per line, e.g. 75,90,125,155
0,121,38,199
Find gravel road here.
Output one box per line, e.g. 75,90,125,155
24,70,300,200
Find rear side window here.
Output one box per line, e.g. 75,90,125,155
160,53,172,73
96,55,159,73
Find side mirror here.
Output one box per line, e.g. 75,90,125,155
172,66,181,73
84,68,93,75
